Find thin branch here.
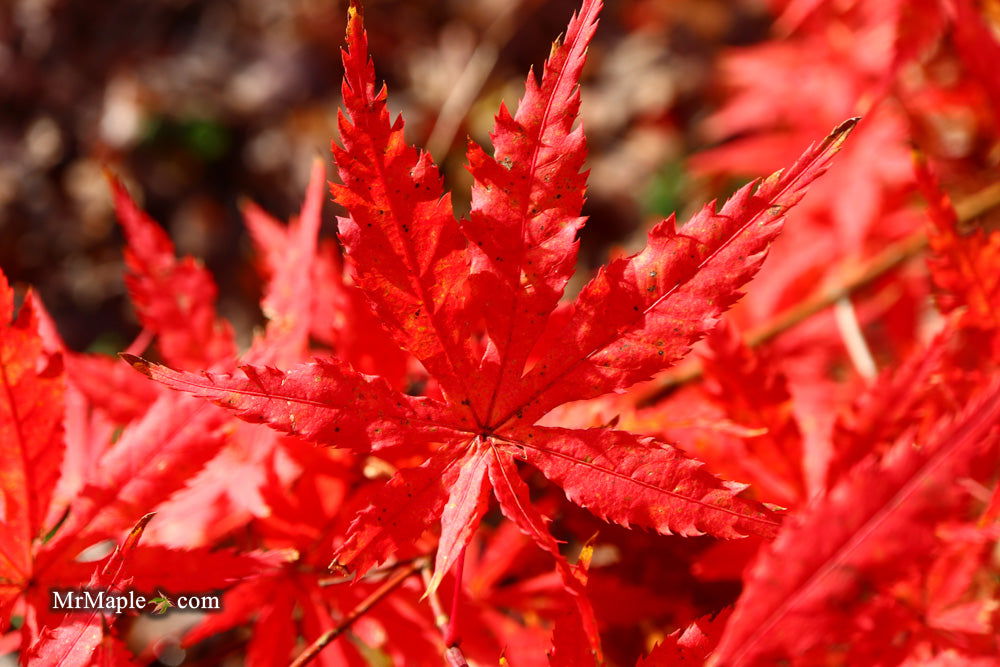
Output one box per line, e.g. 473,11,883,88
834,295,877,380
420,556,471,667
289,559,424,667
317,556,422,587
425,0,543,159
445,646,470,667
635,181,1000,406
746,232,928,349
420,561,450,631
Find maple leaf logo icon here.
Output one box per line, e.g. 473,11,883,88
148,591,173,615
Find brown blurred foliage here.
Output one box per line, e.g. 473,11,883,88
0,0,769,351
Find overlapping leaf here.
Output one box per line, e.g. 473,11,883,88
25,515,153,667
0,270,65,628
712,380,1000,665
132,0,855,601
109,175,235,369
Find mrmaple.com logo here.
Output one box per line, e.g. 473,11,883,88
50,589,220,614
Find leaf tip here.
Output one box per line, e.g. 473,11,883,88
347,0,362,22
328,558,351,576
236,194,254,213
131,512,156,536
827,116,860,150
120,352,152,377
100,164,117,185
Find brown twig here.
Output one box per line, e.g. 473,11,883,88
635,181,1000,406
445,646,470,667
317,556,422,587
419,557,471,667
425,0,543,159
289,559,424,667
420,562,451,631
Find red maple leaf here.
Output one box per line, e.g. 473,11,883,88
125,1,854,659
0,263,275,660
109,172,236,371
24,514,154,667
712,380,1000,664
0,271,65,631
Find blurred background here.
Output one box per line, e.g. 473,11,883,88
0,0,772,352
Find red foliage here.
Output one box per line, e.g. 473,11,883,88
2,0,999,665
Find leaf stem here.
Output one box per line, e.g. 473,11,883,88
833,295,877,380
444,546,466,647
420,562,450,631
288,559,423,667
317,556,422,587
421,555,470,666
636,180,1000,406
445,646,471,667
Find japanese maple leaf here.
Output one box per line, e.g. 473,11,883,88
24,514,154,667
244,185,409,386
181,448,441,666
698,321,807,506
0,270,65,630
139,159,329,547
109,172,236,371
128,0,853,626
711,379,1000,665
914,153,1000,337
24,512,280,666
0,270,277,658
638,610,730,666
